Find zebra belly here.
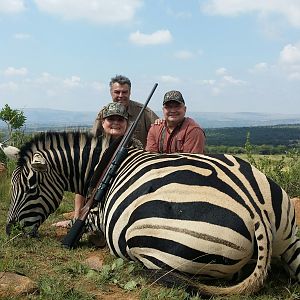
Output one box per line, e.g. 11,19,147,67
125,217,253,278
105,190,255,278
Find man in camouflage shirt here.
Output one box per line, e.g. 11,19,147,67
92,74,158,147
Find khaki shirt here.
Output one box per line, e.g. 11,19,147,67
91,100,158,148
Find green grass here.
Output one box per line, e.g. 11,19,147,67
0,160,300,300
237,151,300,197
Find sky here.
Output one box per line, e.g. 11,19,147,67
0,0,300,114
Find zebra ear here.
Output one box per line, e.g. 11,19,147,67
31,153,47,172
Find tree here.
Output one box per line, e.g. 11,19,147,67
0,104,26,140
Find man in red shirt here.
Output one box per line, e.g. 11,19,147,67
145,90,205,154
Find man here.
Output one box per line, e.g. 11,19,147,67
146,90,205,154
92,75,158,147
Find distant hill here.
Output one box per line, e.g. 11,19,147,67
205,124,300,147
189,112,300,128
1,108,300,130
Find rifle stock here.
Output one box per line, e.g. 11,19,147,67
62,83,158,249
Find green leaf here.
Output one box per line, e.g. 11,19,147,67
123,280,137,291
127,264,135,274
85,269,99,279
111,258,124,270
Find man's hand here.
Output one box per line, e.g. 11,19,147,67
154,118,164,125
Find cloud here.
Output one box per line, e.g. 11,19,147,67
0,72,102,92
0,0,25,13
247,45,300,80
201,0,300,28
279,43,300,64
0,81,18,91
63,75,81,88
200,68,246,96
287,72,300,80
215,67,227,76
34,0,142,24
200,79,216,86
0,72,107,111
13,33,31,40
279,43,300,79
160,75,180,83
215,68,246,85
222,75,246,85
91,81,105,92
174,50,195,60
129,30,172,46
33,72,57,84
249,62,269,73
166,8,192,19
4,67,28,76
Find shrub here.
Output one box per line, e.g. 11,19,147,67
245,134,300,197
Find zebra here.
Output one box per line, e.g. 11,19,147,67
6,131,300,296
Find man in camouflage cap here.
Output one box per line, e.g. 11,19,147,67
146,90,205,154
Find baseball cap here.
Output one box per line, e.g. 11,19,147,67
163,90,185,105
102,102,129,119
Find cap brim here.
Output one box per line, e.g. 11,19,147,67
163,99,184,105
103,112,128,119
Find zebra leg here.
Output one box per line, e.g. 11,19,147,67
281,234,300,282
82,206,106,248
275,195,300,282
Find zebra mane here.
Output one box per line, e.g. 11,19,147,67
17,131,96,167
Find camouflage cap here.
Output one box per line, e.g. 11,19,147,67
102,102,129,120
163,90,185,105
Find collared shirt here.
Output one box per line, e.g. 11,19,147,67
145,117,205,154
91,100,158,147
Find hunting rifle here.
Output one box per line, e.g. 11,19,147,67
62,83,158,249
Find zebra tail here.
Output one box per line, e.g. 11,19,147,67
193,220,271,296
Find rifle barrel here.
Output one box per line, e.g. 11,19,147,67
61,83,158,249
